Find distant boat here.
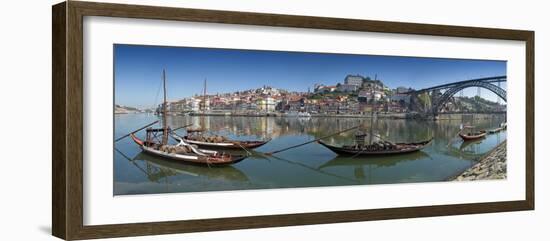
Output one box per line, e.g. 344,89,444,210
318,138,432,156
488,127,504,134
487,122,507,134
459,126,487,141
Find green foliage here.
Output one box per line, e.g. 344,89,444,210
454,96,504,112
309,94,323,100
418,92,431,107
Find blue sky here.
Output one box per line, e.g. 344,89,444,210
114,44,506,108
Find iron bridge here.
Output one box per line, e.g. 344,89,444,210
403,76,507,115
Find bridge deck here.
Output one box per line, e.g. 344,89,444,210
404,75,506,94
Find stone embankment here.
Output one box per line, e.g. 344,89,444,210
452,141,507,181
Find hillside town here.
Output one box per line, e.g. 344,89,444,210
159,74,404,116
117,74,505,117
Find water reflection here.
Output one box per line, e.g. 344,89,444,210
116,148,249,184
319,151,431,169
114,113,506,194
459,139,484,152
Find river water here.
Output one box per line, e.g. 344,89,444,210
114,113,506,195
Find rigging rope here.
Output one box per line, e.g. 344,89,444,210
151,72,164,111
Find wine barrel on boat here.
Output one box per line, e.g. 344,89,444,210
174,129,270,150
318,138,432,156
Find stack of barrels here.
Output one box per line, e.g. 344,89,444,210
193,135,228,143
159,144,199,154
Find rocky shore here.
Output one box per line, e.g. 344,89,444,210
452,141,507,181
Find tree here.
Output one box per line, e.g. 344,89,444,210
418,92,431,109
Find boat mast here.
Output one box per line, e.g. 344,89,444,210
162,69,168,145
203,78,207,112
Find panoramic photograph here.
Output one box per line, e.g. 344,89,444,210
113,44,507,195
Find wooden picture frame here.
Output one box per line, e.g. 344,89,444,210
52,1,534,240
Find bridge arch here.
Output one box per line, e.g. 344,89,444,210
432,81,506,114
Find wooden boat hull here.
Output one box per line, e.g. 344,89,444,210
318,139,432,156
139,146,246,166
459,131,487,141
181,136,270,150
131,134,246,166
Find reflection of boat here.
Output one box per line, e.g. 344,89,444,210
317,138,432,156
318,150,430,169
459,138,483,151
128,70,247,166
133,152,249,182
260,150,359,183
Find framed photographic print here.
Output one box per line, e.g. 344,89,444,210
52,1,534,240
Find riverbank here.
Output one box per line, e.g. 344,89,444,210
450,141,507,181
188,112,411,119
436,113,506,120
182,112,504,120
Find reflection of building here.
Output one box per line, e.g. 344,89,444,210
191,115,210,129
